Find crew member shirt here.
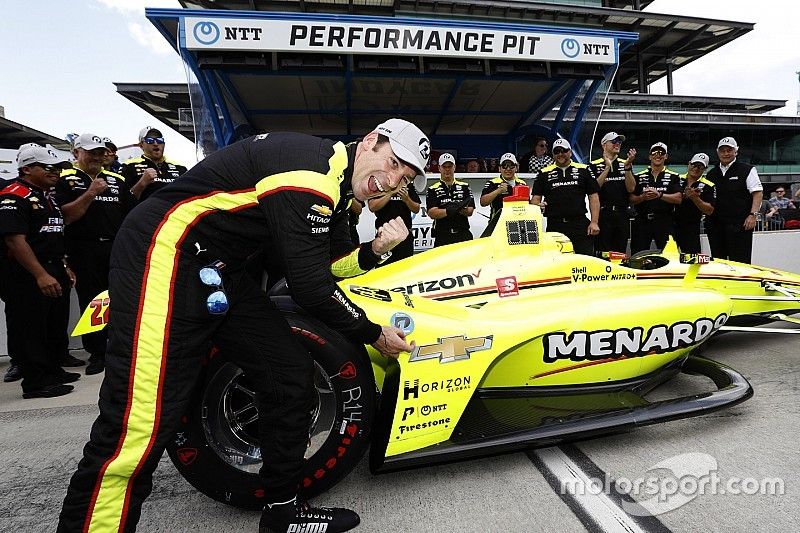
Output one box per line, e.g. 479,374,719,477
589,157,629,207
676,174,716,225
121,155,188,201
632,167,681,216
532,162,599,218
426,179,475,234
373,186,421,229
481,176,527,220
0,179,65,261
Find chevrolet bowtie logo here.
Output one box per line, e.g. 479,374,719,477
409,335,493,364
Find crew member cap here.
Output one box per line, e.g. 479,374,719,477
552,139,571,151
650,142,668,153
138,126,164,141
601,132,626,144
73,133,107,151
438,153,455,166
718,136,738,149
103,137,118,151
17,145,71,169
689,153,710,167
500,153,518,165
374,118,430,176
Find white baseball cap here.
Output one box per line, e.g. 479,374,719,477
500,153,518,165
374,118,430,176
689,153,710,167
17,145,71,169
718,136,738,149
650,142,668,153
73,133,107,151
438,153,455,166
552,139,571,152
138,126,164,141
601,132,626,144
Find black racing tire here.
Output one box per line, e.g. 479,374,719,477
166,313,377,510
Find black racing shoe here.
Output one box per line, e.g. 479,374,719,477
61,353,86,367
259,498,360,533
3,364,22,382
59,371,81,384
22,384,74,399
85,358,105,375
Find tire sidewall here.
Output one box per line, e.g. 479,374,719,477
166,312,376,510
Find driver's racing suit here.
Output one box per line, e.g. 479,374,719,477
58,133,385,532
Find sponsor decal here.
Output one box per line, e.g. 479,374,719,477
335,361,357,379
311,204,333,216
403,376,472,399
496,276,519,297
390,312,414,335
571,265,636,282
1,199,15,204
291,327,327,345
398,417,451,435
402,403,447,421
176,448,199,466
306,213,330,224
288,523,329,533
409,335,493,364
390,272,479,295
403,292,414,308
680,253,711,265
349,285,392,302
542,314,728,363
332,290,361,319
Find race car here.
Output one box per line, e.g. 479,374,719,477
74,187,800,510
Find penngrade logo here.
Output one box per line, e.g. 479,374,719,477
409,335,493,364
542,314,728,364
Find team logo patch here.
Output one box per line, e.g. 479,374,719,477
311,204,332,216
390,312,415,335
409,335,493,364
496,276,519,297
176,448,199,466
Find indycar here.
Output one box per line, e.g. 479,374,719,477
74,187,800,510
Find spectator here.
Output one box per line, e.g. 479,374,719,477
705,137,763,263
55,134,135,375
480,153,527,236
675,153,715,253
531,139,599,255
629,142,682,253
768,187,795,211
589,132,636,254
466,160,480,173
525,137,554,176
0,145,79,398
102,138,122,173
368,153,422,264
427,153,475,247
122,126,188,201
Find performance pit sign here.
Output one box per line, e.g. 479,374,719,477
185,17,616,64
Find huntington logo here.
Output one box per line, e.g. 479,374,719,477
409,335,493,364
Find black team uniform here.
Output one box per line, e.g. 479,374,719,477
705,160,761,263
630,166,681,253
589,157,630,253
532,162,599,256
0,179,72,396
59,134,387,533
372,186,420,264
426,178,475,247
120,155,188,201
55,168,134,372
675,174,716,254
480,176,527,236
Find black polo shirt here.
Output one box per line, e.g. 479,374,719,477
121,155,188,201
632,167,681,216
426,178,475,234
589,156,629,207
0,179,65,262
676,174,716,224
481,176,527,220
532,162,599,218
373,186,421,229
55,168,135,241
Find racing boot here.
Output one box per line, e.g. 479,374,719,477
259,497,360,533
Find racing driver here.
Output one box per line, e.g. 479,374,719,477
58,118,429,533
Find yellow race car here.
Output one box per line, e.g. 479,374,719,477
75,189,800,510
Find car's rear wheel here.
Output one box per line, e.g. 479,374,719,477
166,314,376,510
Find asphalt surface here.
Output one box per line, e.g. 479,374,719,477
1,311,797,532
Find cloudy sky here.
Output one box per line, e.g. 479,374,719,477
0,0,797,165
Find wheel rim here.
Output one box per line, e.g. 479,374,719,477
200,361,337,474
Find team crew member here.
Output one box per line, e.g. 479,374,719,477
705,137,763,263
480,153,527,235
122,126,188,201
102,138,122,173
58,118,427,533
55,133,135,375
675,153,716,253
426,153,475,247
629,142,682,253
588,132,637,253
0,146,79,399
531,139,600,256
368,151,422,264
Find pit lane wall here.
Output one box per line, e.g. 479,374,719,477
354,172,800,274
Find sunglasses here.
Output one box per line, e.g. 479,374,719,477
650,150,666,156
199,264,228,315
500,163,517,169
608,139,623,144
143,137,165,145
31,162,68,172
552,148,570,155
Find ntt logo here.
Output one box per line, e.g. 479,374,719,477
561,38,580,58
194,21,220,45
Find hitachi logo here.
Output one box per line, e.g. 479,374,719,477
287,523,328,533
390,273,477,295
542,314,728,363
